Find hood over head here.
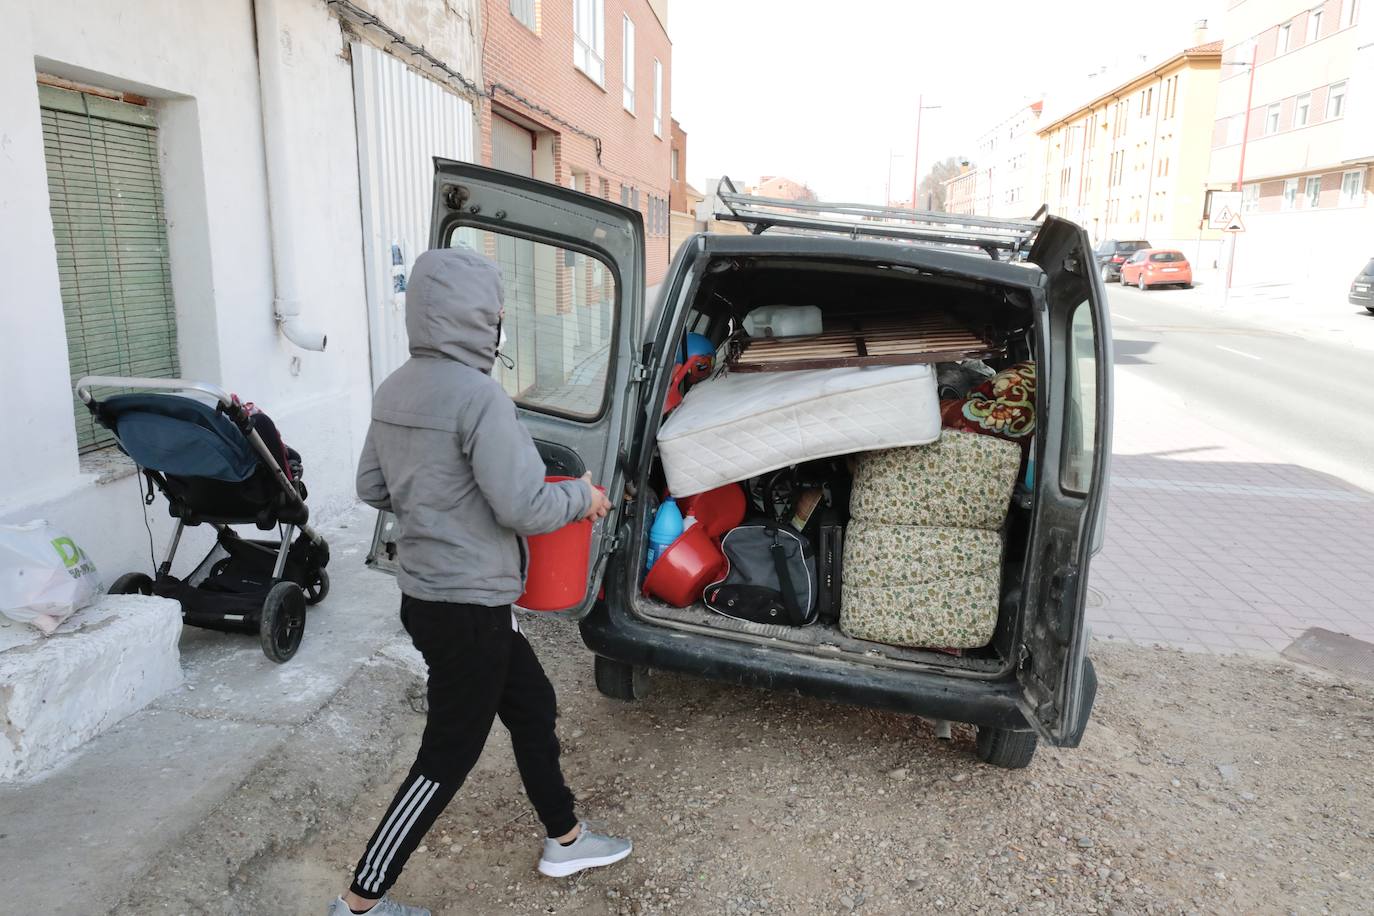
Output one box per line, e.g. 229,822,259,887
405,247,505,371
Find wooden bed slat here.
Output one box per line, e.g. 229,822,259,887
728,312,998,372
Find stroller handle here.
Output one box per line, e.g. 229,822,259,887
76,376,234,409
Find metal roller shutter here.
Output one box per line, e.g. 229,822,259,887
40,84,179,453
351,42,476,384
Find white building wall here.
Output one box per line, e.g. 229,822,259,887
0,0,479,581
1230,201,1371,294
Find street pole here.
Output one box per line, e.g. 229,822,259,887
912,94,924,211
909,96,942,210
1224,44,1259,307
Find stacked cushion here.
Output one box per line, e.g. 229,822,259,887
840,430,1021,650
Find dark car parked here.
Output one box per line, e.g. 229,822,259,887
1095,239,1151,282
1350,258,1374,312
370,164,1112,770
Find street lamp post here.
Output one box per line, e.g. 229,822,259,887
1223,44,1259,306
910,95,942,210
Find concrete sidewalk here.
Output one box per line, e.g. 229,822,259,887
0,506,407,913
1088,369,1374,656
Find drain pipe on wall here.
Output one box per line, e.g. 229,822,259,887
251,0,327,352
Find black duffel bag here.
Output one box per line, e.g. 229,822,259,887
705,523,817,626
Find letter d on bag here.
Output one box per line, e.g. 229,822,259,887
50,536,84,569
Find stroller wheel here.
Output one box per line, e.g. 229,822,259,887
304,568,330,606
109,572,154,596
260,582,306,663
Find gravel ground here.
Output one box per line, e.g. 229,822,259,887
126,614,1374,915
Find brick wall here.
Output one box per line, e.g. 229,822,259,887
1253,167,1367,210
669,117,688,212
480,0,672,285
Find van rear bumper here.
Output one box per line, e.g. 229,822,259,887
579,595,1034,733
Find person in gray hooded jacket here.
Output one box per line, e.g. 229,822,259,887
329,248,629,916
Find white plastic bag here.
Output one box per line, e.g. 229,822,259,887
0,521,103,635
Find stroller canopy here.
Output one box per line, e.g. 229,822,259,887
99,393,261,482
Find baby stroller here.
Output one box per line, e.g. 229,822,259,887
77,376,330,663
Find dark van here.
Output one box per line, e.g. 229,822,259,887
370,164,1112,769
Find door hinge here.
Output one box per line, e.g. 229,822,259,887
630,362,652,382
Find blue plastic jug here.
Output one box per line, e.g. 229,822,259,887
646,498,684,571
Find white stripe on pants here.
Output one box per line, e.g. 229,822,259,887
358,776,437,893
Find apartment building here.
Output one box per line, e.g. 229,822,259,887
480,0,671,412
482,0,672,282
1208,0,1373,290
668,118,705,256
977,101,1045,217
944,166,979,215
1039,39,1224,262
751,176,819,202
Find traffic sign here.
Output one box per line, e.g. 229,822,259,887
1206,190,1242,230
1222,214,1245,232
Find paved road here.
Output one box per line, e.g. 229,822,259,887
1106,284,1374,494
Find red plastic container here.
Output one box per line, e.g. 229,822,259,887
677,483,747,538
642,525,727,607
517,476,601,612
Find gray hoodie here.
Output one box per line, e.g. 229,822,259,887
357,247,593,606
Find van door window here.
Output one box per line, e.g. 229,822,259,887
450,228,617,421
1063,300,1096,494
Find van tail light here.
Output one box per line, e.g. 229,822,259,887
1111,255,1125,263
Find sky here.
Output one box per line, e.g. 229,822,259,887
668,0,1226,204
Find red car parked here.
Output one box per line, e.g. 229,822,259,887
1120,249,1193,290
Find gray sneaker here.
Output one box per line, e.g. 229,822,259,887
537,823,633,877
326,895,430,916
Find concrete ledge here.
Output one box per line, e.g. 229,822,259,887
0,595,183,781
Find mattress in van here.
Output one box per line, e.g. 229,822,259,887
657,364,941,497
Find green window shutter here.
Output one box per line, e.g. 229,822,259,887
40,84,179,454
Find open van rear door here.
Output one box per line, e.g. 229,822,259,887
367,160,644,620
1019,216,1113,745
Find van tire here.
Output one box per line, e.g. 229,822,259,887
594,655,650,701
975,726,1038,769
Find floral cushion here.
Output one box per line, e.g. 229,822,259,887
848,430,1021,530
839,522,1002,649
940,361,1036,443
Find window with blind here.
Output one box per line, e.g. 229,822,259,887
40,84,179,453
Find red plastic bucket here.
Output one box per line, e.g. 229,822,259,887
642,525,727,607
517,476,601,612
677,483,746,538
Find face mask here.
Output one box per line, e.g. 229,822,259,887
491,317,514,375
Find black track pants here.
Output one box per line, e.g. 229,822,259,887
349,596,578,899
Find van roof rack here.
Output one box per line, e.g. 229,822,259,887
712,176,1043,260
